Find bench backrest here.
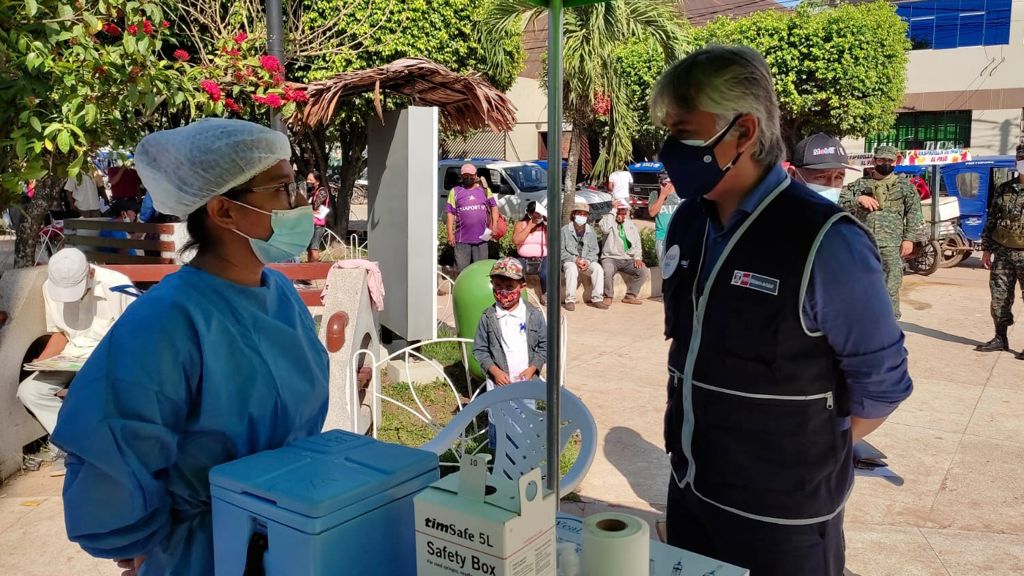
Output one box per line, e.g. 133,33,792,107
104,262,335,307
64,219,188,265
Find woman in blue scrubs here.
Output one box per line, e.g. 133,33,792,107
52,119,328,576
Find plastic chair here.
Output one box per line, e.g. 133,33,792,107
420,379,597,498
35,222,64,264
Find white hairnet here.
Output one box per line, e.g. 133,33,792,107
134,118,291,218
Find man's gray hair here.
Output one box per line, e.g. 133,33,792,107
651,45,785,167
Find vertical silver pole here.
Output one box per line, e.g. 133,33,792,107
931,166,940,242
545,0,563,499
266,0,286,133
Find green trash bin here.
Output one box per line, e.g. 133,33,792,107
453,259,497,380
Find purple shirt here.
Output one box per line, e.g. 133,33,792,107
446,185,496,244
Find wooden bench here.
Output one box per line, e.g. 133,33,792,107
63,218,188,265
103,262,335,307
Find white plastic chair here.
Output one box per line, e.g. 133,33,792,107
421,379,597,498
35,222,64,265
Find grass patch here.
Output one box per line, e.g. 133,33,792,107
378,379,585,496
419,324,464,367
378,379,461,447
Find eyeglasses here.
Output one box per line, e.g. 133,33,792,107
244,180,307,208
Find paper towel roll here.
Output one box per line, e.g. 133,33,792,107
581,513,649,576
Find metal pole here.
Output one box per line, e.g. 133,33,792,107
931,166,940,242
545,0,564,499
265,0,286,133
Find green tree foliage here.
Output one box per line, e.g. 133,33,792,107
695,1,911,149
0,0,195,266
296,0,525,238
483,0,690,222
612,35,666,161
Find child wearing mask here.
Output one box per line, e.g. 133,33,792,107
472,258,548,444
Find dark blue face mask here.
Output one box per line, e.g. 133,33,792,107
660,115,744,200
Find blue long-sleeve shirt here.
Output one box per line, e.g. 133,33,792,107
138,192,156,224
699,165,912,420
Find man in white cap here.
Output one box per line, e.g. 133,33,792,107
445,163,500,271
17,247,135,441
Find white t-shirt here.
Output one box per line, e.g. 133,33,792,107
43,266,135,359
608,171,633,202
65,175,100,211
496,300,531,382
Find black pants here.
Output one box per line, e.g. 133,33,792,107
455,242,489,272
667,479,845,576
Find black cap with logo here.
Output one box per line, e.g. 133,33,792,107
791,133,857,170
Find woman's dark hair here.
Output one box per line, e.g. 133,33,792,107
180,187,248,256
307,170,322,185
522,201,538,222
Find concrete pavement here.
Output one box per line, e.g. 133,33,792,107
1,259,1023,574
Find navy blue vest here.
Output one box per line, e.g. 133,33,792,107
662,179,856,525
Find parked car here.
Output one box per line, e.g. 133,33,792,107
627,161,663,215
437,159,613,222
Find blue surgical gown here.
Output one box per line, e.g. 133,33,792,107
51,265,329,575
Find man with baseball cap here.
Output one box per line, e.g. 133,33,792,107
17,247,135,443
788,133,858,203
445,163,500,272
839,145,924,319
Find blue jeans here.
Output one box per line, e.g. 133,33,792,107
518,256,548,295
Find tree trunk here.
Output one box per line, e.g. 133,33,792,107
561,124,583,225
330,124,368,243
780,117,804,161
14,175,62,268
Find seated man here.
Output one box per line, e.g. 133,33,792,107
99,198,143,256
559,202,608,311
17,248,136,447
599,200,649,305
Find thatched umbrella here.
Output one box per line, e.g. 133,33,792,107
294,57,516,133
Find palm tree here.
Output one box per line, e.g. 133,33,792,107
481,0,691,222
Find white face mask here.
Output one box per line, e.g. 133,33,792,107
573,215,587,226
1017,159,1024,173
807,183,841,203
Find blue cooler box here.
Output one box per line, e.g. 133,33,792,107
210,430,439,576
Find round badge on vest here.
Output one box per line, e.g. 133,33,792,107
662,245,681,279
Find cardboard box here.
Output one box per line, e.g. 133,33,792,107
415,455,556,576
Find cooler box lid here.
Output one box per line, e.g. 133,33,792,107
210,430,438,520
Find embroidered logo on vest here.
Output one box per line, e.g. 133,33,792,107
662,245,681,278
730,270,780,295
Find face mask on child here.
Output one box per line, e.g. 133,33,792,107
494,287,522,310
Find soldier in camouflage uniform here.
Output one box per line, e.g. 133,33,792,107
975,145,1024,356
839,145,924,319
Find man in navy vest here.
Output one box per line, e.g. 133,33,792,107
651,46,913,575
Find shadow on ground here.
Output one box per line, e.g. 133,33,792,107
604,425,668,510
899,320,986,347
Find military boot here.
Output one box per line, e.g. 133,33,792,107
975,326,1009,352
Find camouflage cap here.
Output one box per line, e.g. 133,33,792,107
489,257,524,280
874,145,899,161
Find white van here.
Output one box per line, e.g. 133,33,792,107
437,159,613,222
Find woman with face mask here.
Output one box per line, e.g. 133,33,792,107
51,119,328,576
512,201,549,305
